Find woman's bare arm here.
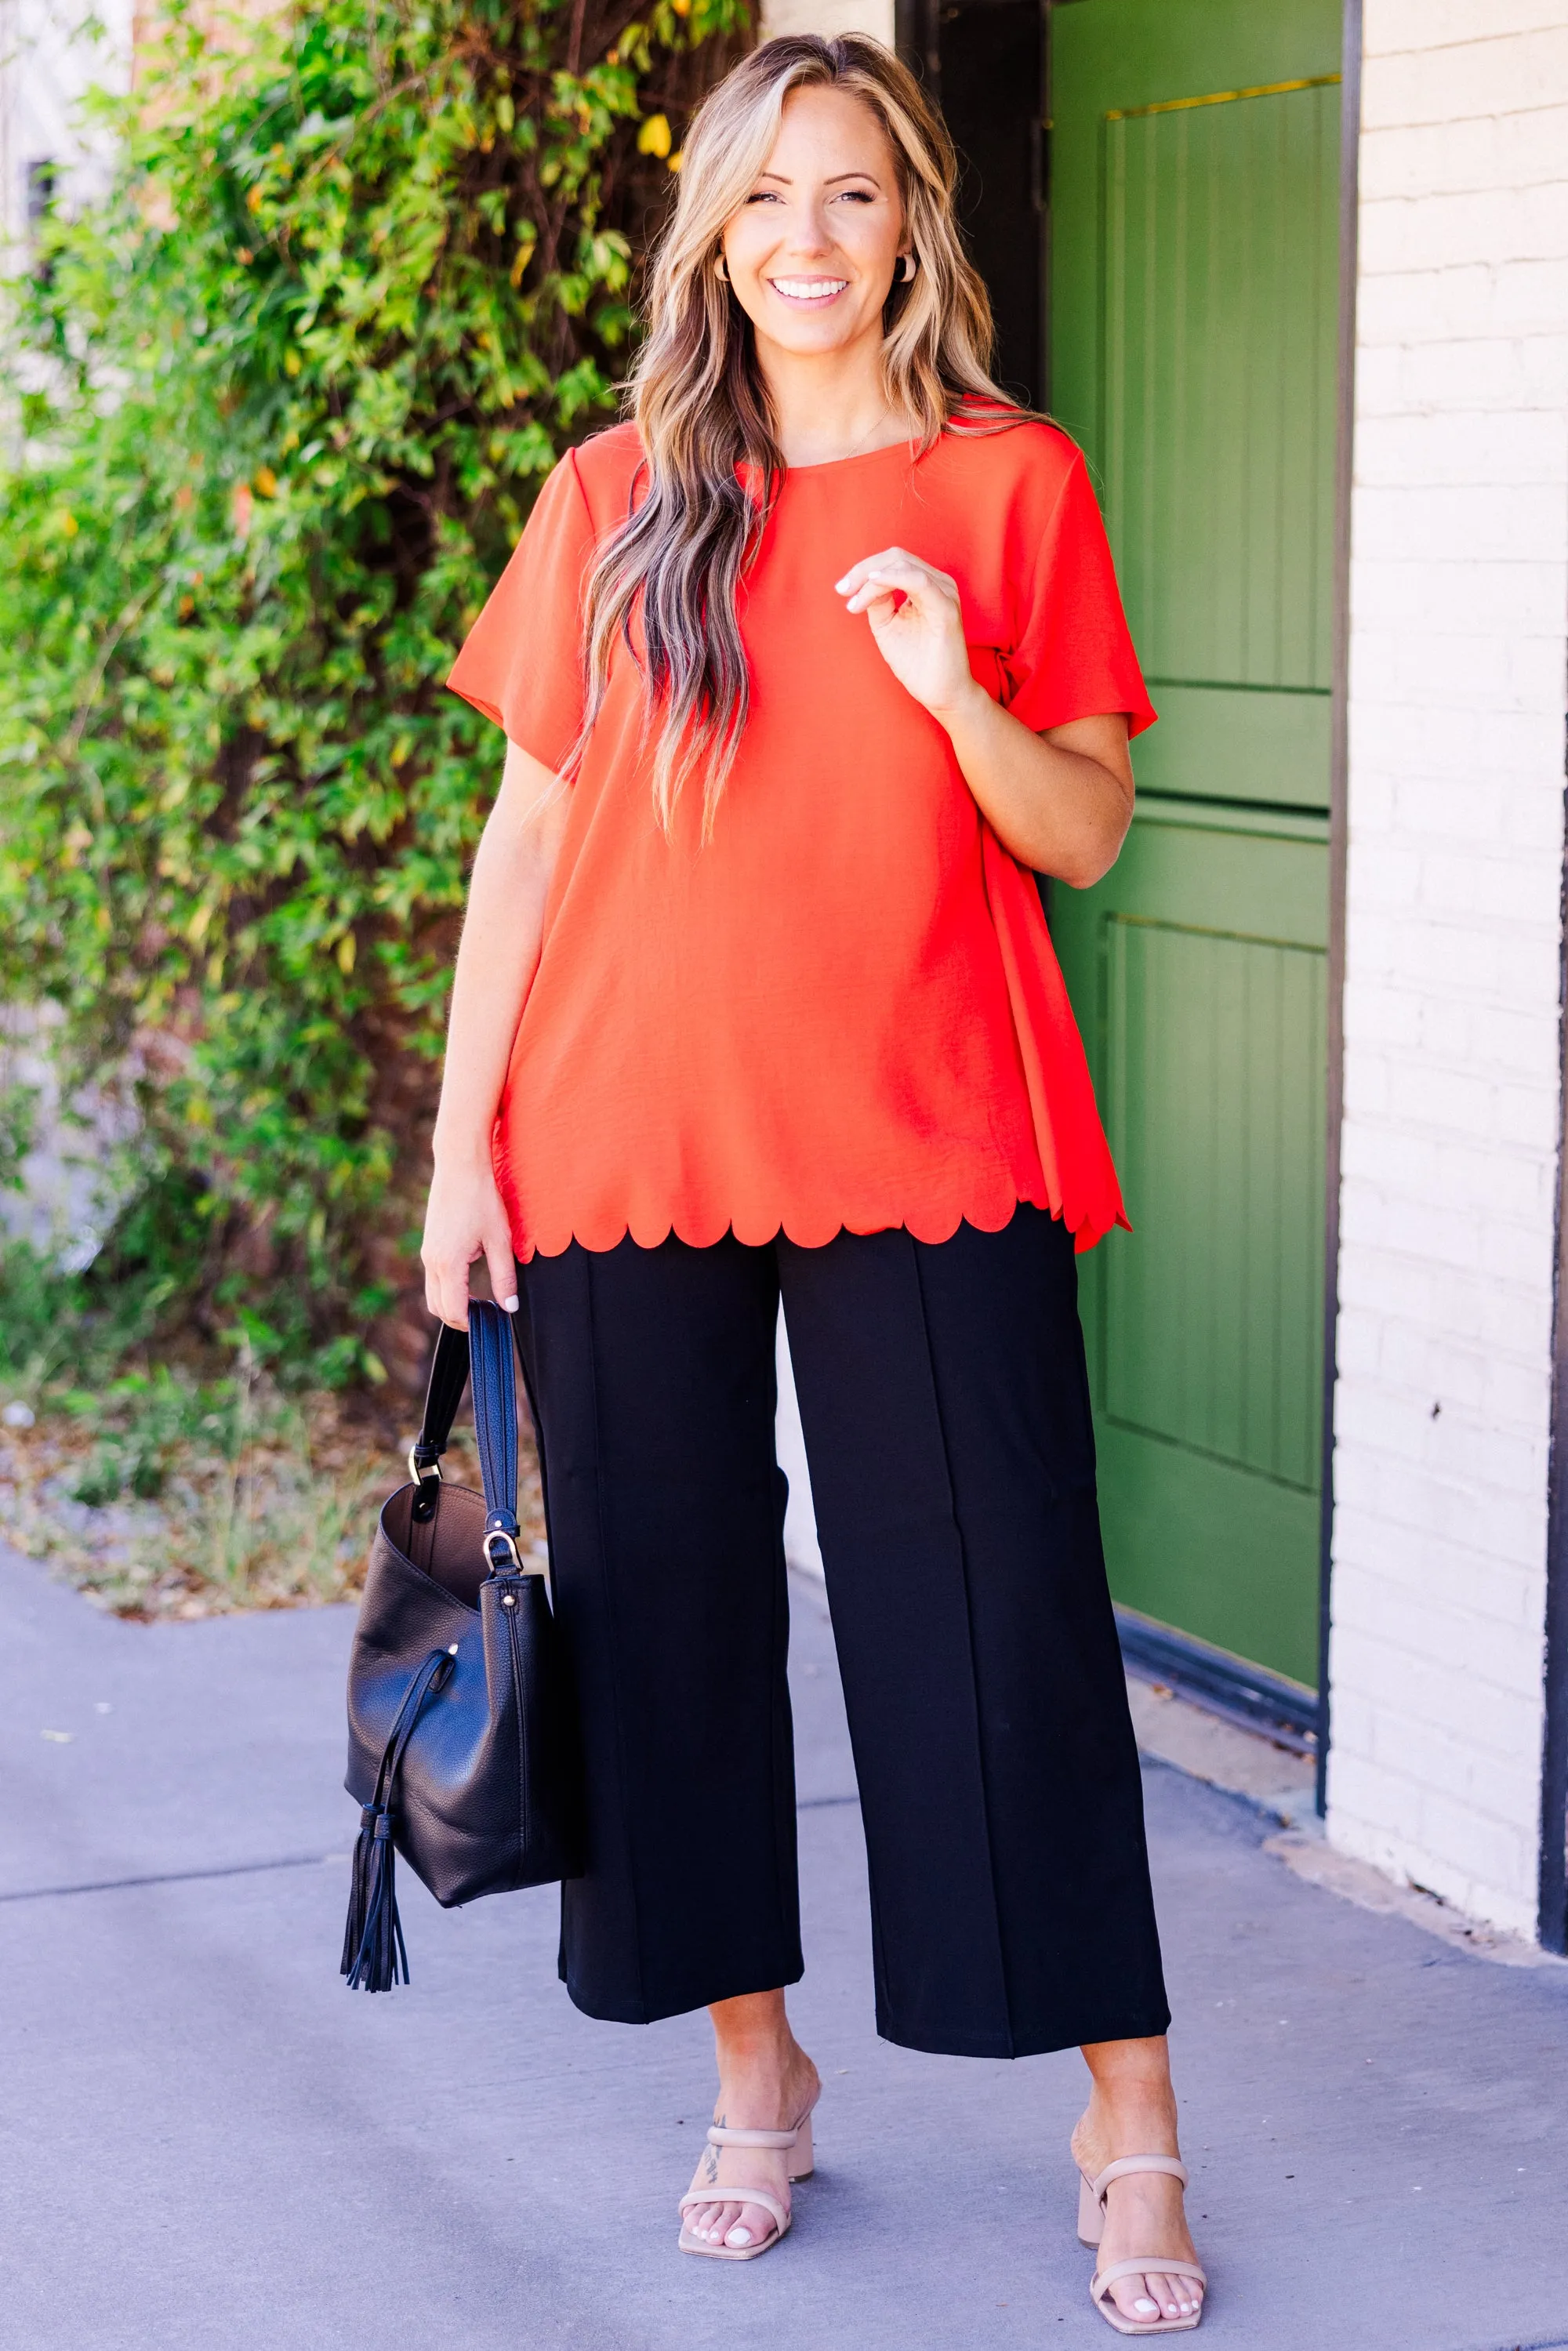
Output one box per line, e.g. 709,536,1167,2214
935,698,1131,885
422,738,569,1328
835,546,1134,887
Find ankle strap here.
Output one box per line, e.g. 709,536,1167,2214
706,2124,801,2150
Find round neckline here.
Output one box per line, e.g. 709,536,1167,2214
780,433,925,476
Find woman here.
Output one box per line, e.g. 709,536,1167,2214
426,31,1206,2336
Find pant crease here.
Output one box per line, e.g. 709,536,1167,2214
768,1494,796,1986
764,1250,797,1989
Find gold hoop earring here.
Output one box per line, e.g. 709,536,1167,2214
898,253,917,284
716,254,730,284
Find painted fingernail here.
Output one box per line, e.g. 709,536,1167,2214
503,1293,519,1312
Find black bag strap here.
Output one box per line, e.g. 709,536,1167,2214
412,1321,470,1469
408,1319,470,1522
468,1298,524,1572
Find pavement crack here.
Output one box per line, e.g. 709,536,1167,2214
2,1793,862,1903
0,1852,338,1903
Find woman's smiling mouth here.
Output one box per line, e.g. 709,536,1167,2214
768,275,849,304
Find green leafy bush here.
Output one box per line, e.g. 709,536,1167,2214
0,0,747,1391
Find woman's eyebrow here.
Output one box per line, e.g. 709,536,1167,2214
754,169,884,187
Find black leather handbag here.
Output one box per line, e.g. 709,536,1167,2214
340,1298,583,1991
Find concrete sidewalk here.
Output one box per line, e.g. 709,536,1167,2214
2,1544,1566,2351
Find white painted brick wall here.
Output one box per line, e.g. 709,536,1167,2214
760,0,895,49
1329,2,1568,1937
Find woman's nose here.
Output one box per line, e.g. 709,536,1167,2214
786,204,835,256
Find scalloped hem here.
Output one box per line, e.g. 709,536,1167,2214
506,1188,1128,1264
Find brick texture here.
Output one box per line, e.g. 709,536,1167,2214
1330,1,1568,1938
759,0,894,43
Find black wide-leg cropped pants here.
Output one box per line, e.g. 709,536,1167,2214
513,1204,1170,2059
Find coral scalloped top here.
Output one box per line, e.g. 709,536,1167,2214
445,414,1153,1262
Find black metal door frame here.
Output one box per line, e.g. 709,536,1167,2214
897,0,1047,405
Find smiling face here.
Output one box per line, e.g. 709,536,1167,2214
720,83,907,363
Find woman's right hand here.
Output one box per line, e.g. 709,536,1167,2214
421,1153,521,1330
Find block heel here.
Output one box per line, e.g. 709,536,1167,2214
787,2112,814,2181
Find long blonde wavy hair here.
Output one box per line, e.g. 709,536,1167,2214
572,31,1030,836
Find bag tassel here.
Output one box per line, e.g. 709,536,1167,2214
343,1809,409,1993
342,1646,455,1994
339,1804,376,1979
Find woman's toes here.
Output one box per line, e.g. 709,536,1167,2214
1105,2257,1203,2320
1111,2272,1187,2324
687,2191,779,2249
726,2200,780,2250
1148,2271,1197,2317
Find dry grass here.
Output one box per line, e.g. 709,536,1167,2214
0,1375,547,1620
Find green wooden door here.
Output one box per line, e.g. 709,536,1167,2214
1048,0,1341,1693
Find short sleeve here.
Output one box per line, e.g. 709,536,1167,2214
1000,450,1156,740
445,449,599,770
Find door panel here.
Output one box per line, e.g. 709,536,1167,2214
1053,800,1328,1688
1049,0,1341,1693
1103,917,1326,1490
1094,1424,1321,1687
1103,79,1340,701
1128,684,1331,810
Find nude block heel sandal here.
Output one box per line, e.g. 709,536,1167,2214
1078,2156,1207,2335
677,2102,818,2262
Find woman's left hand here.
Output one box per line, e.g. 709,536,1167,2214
834,546,980,725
